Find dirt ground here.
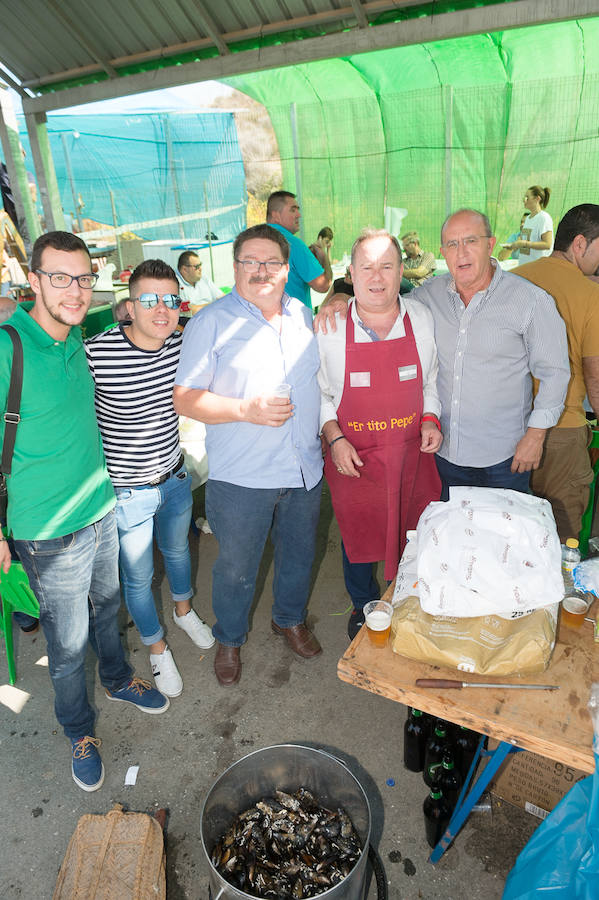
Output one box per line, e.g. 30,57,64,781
0,485,538,899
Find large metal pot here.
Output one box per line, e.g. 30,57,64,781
201,744,371,900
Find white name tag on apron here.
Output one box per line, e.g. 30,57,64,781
398,365,417,382
350,371,371,388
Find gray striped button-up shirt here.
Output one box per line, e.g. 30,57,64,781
411,261,569,467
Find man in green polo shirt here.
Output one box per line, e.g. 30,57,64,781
0,231,169,793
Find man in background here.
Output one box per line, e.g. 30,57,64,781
401,231,436,287
177,251,223,309
515,204,599,539
309,226,334,263
267,191,331,310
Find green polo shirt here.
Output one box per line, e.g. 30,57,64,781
0,302,115,540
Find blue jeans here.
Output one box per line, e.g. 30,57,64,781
435,455,531,502
14,509,132,739
342,542,380,612
206,478,322,647
115,463,193,646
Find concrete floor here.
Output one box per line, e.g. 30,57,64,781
0,485,538,899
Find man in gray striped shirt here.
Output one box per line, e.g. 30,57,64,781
411,208,570,499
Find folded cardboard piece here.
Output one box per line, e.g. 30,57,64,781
487,739,586,819
390,596,557,675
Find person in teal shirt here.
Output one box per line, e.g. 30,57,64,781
267,190,332,311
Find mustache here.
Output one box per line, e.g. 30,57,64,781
249,276,273,284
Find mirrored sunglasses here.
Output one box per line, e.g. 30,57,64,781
136,293,182,309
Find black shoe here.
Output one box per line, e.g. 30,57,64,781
347,610,366,641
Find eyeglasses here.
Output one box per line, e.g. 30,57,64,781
184,263,202,270
441,235,491,252
36,269,98,289
135,293,182,310
235,259,285,274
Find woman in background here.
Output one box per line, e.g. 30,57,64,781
504,186,553,261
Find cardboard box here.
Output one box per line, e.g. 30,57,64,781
487,739,587,819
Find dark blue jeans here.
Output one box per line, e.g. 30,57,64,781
206,478,322,647
435,455,531,501
341,542,380,612
15,509,132,739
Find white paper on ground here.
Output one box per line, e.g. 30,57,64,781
124,765,139,786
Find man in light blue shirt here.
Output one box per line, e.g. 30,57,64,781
267,190,332,311
174,224,323,686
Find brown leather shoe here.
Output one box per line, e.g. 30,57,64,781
214,643,241,686
271,621,322,658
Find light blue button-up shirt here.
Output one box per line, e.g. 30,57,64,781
175,288,323,490
411,262,569,467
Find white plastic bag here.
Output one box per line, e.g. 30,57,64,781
178,416,209,490
415,486,563,619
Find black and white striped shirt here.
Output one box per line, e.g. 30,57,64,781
85,325,183,486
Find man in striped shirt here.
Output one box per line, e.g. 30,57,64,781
86,259,214,699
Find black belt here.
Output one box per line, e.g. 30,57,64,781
147,454,185,486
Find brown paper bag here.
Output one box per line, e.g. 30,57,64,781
390,596,556,675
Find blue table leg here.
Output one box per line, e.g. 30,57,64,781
429,738,523,862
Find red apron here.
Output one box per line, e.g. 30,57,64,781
324,302,441,580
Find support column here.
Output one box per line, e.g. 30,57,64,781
0,85,41,250
23,110,66,233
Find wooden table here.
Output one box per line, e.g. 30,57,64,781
338,592,598,859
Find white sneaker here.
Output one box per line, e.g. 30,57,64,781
173,608,215,649
149,647,183,698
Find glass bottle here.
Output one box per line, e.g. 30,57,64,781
434,752,463,810
423,721,452,787
423,787,451,849
454,726,480,781
404,708,427,772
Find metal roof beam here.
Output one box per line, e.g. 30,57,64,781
46,0,119,79
350,0,369,28
193,1,231,55
22,0,599,114
0,67,29,99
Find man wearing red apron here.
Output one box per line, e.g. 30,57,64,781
317,229,442,639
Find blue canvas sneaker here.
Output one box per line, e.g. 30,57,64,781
71,736,104,792
105,675,169,714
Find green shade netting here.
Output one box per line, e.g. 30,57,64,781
225,17,599,258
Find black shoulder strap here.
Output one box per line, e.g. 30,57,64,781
1,324,23,476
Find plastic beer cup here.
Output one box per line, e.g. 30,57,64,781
561,594,590,629
272,383,291,400
364,600,393,648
